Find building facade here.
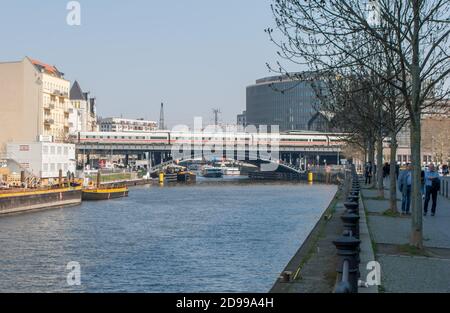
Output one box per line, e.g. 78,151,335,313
388,101,450,165
69,80,98,134
6,142,76,180
245,73,328,132
0,57,71,151
99,118,158,132
237,111,247,127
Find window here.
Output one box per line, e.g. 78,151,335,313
64,147,68,155
57,147,62,155
50,146,56,155
43,163,49,171
43,146,49,155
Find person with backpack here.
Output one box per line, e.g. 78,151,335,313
424,164,441,217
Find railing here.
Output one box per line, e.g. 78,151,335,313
439,176,450,199
333,164,361,293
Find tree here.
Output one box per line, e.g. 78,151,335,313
267,0,450,248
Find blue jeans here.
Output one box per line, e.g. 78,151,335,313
401,186,411,213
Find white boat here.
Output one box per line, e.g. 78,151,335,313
201,166,223,178
221,167,241,176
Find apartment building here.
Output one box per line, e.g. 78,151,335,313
99,117,158,132
0,57,70,152
69,80,98,134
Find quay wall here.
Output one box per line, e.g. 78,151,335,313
0,188,82,215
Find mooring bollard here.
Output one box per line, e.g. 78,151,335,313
280,271,292,283
341,212,360,239
333,235,361,293
344,201,359,215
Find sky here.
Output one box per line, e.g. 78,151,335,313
0,0,290,128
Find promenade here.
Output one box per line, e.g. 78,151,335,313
361,178,450,292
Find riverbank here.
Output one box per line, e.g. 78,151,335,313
361,178,450,292
270,173,378,293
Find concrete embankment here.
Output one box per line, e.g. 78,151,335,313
270,174,378,293
0,187,82,216
270,186,343,293
100,178,152,188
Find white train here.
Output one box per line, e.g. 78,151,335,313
75,130,345,147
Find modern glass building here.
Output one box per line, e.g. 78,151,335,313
246,73,328,132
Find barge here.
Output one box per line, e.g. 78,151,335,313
0,186,82,215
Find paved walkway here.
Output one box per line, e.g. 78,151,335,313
362,177,450,292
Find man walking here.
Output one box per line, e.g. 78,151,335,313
398,163,412,215
365,162,373,185
424,164,441,217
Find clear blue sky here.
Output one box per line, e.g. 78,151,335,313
0,0,291,127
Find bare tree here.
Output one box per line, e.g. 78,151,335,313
267,0,450,248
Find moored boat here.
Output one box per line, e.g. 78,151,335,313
82,186,129,201
201,167,223,178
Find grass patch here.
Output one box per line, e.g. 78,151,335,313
398,244,430,257
364,196,386,201
87,173,132,183
382,209,401,218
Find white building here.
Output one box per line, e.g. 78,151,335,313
6,142,76,180
69,80,98,134
99,117,158,132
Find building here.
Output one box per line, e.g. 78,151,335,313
0,57,71,152
69,80,98,134
6,142,76,182
99,117,158,132
237,111,247,127
245,73,329,132
390,100,450,165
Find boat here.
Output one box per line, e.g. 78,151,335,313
201,167,223,178
82,186,129,201
177,171,197,183
221,167,241,176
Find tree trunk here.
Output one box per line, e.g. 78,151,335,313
410,117,423,248
389,135,398,212
410,0,423,249
376,137,384,198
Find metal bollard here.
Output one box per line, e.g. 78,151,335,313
344,203,359,216
341,212,360,239
333,235,361,293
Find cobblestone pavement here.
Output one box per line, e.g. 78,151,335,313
362,177,450,292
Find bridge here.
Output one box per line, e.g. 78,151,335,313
74,130,345,170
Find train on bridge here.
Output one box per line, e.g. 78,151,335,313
74,130,346,147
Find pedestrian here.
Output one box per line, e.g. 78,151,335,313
395,163,400,179
443,164,449,176
423,164,441,217
365,161,373,185
398,163,412,215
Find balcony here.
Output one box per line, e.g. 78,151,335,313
44,119,54,125
44,103,55,110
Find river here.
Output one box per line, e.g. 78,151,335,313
0,178,336,292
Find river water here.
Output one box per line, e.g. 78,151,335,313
0,178,336,292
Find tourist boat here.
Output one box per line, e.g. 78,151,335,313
82,185,129,201
221,167,241,176
201,167,223,178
